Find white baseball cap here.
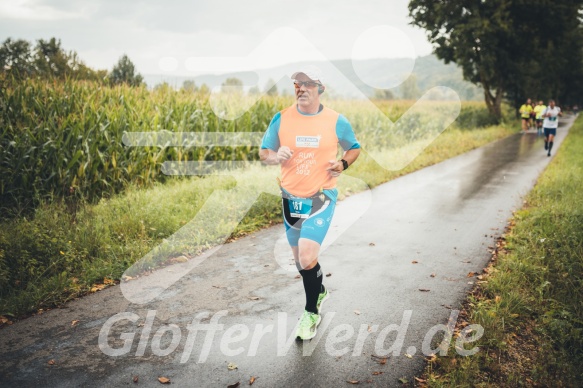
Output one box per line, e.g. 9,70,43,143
290,65,323,84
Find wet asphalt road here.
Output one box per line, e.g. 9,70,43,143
0,116,574,387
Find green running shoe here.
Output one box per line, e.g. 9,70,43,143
295,310,321,340
316,288,330,313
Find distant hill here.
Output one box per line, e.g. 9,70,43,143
143,54,483,101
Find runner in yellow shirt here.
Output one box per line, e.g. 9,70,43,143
519,98,533,133
533,100,546,136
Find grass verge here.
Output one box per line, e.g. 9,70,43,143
420,117,583,386
0,123,516,319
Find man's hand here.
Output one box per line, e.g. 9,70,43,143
277,146,294,163
326,160,344,177
259,147,293,165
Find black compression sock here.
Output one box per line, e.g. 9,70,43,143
300,263,323,314
548,141,554,152
545,141,548,150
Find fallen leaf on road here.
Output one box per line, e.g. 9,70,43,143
354,310,361,315
369,242,375,246
227,383,240,388
371,355,388,364
372,371,383,375
248,296,260,301
47,359,55,365
412,260,418,264
346,380,360,384
227,362,238,370
414,377,427,383
430,273,436,278
158,377,170,384
90,284,106,292
133,376,138,383
326,273,332,277
71,320,79,326
405,353,413,358
467,272,476,277
419,289,430,292
249,376,256,385
398,377,409,384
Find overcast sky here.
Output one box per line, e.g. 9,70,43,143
0,0,434,76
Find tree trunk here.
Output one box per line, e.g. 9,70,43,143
483,84,503,123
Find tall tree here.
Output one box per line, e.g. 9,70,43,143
373,88,394,100
181,80,197,93
221,77,243,93
248,85,260,95
400,74,420,100
109,54,143,86
409,0,583,120
409,0,518,120
33,38,70,78
0,38,33,77
264,78,278,96
1,37,107,82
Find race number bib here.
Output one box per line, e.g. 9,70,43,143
288,198,312,218
296,136,320,148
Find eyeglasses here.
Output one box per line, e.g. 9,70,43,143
293,80,321,88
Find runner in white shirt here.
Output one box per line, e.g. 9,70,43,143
542,100,562,157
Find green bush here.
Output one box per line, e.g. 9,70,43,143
455,103,514,129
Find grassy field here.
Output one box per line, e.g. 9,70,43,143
421,116,583,386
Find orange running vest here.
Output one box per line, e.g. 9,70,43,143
278,105,340,197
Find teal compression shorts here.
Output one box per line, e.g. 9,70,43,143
281,189,337,246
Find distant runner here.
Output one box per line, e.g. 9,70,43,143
259,66,361,340
542,99,562,156
533,100,546,136
519,98,533,133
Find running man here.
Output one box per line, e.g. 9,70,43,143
259,66,361,340
529,101,536,130
542,99,562,156
533,100,546,136
519,98,533,133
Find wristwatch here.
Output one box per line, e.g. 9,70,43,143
341,159,349,171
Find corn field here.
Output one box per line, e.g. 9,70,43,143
0,75,495,213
